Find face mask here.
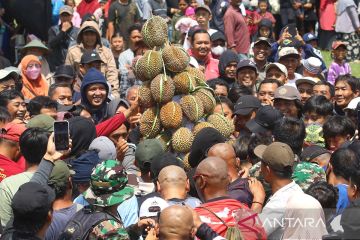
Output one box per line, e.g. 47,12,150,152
25,67,41,80
211,46,226,56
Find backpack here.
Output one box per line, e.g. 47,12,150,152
58,206,123,240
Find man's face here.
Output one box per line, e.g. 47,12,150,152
335,81,356,109
214,103,233,120
313,84,332,101
274,99,298,118
40,107,57,119
84,61,102,72
86,83,107,107
129,30,142,49
111,36,124,52
0,79,16,92
126,88,138,106
109,124,128,144
257,83,278,105
237,68,257,88
253,42,271,62
7,97,26,121
82,31,98,48
297,83,313,104
279,56,299,76
214,84,228,97
259,26,270,38
51,87,73,106
60,13,73,23
224,62,237,79
195,9,211,28
265,67,287,84
325,135,348,152
303,111,327,126
234,111,255,131
192,33,211,59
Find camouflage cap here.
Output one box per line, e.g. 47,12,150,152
89,219,129,240
83,160,134,207
292,162,326,191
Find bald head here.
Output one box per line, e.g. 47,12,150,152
196,156,229,179
208,143,237,166
159,205,194,240
157,166,188,198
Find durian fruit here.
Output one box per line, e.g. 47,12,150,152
172,127,194,153
193,88,216,114
173,71,197,94
142,16,168,48
156,131,172,151
180,95,204,122
160,101,183,129
134,50,163,81
162,45,190,73
182,153,191,172
150,74,175,104
207,113,235,138
138,82,154,108
186,67,206,85
192,121,215,136
140,107,162,138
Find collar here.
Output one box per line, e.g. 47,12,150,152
269,181,297,200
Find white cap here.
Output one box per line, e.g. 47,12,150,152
0,67,20,80
139,196,169,218
295,77,319,87
265,62,288,78
345,97,360,110
278,47,300,59
303,57,322,75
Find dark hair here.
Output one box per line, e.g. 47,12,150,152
233,133,251,161
323,115,355,139
19,128,49,165
207,78,229,93
27,96,58,116
48,83,72,98
273,117,306,156
0,90,24,108
314,81,335,97
128,24,142,36
258,78,283,91
349,150,360,195
111,32,124,40
303,95,333,116
0,106,11,123
335,74,360,94
330,148,358,181
216,96,234,111
248,133,273,164
71,105,87,117
228,84,253,103
306,181,338,209
191,29,210,44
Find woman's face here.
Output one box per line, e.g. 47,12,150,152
25,61,42,80
111,36,124,52
335,80,357,109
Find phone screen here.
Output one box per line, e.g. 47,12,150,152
54,121,69,151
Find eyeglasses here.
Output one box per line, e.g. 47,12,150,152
192,173,210,180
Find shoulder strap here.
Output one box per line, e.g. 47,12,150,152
197,206,229,228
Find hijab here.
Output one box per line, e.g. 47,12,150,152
19,55,48,100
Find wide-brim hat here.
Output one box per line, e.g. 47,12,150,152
22,39,49,53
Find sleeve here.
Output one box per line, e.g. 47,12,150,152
269,42,279,62
259,205,285,236
48,27,66,49
347,6,360,30
223,12,236,48
196,223,225,240
30,159,55,185
118,52,130,75
104,49,120,98
64,48,73,66
0,182,13,228
96,112,126,136
117,195,139,228
327,65,336,85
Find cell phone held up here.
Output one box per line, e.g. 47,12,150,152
53,121,70,151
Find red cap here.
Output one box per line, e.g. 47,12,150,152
332,41,347,50
1,123,27,142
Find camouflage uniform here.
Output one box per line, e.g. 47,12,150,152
83,160,134,239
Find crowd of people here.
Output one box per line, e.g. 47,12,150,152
0,0,359,239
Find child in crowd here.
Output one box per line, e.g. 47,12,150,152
254,0,275,25
327,41,352,85
171,0,190,44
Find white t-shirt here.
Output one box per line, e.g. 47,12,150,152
286,73,303,89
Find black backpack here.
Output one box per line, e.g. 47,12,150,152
58,206,123,240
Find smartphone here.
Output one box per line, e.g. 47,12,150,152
286,23,297,37
54,121,69,151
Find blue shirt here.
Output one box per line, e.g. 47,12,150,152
336,184,350,215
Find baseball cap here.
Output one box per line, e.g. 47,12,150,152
195,5,211,15
254,37,271,48
303,57,322,75
295,77,318,87
237,59,258,74
265,62,288,78
245,105,283,133
54,65,75,79
300,145,330,162
0,67,20,80
0,123,27,142
135,139,164,170
139,196,169,218
254,142,295,172
48,160,75,195
210,31,226,42
345,97,360,110
150,152,184,180
26,114,55,132
278,47,300,60
303,33,318,42
59,5,74,15
81,51,104,64
83,159,134,207
274,85,301,101
233,95,261,115
12,182,55,223
332,41,347,50
89,136,117,162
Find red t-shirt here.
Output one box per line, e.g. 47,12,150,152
0,154,24,182
195,197,266,240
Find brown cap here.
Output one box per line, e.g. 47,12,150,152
254,142,294,172
195,5,211,15
274,85,301,101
